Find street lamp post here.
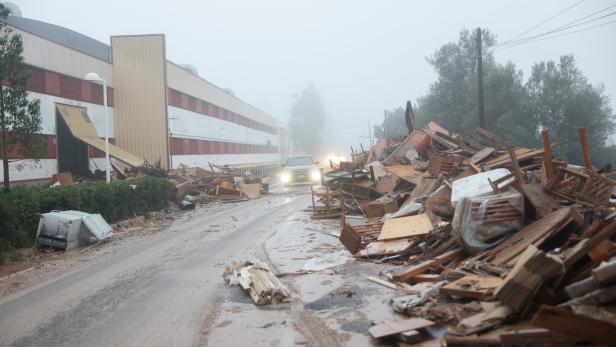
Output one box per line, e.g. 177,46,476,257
84,72,110,183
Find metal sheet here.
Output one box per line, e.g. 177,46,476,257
56,104,145,167
81,213,113,240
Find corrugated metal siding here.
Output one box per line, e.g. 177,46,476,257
166,62,276,128
13,27,114,85
111,35,168,168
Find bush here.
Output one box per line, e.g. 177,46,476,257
0,177,173,259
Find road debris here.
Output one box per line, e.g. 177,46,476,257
311,122,616,345
224,260,291,305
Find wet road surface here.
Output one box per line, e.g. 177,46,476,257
0,186,396,346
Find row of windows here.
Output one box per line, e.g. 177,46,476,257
167,88,277,135
25,65,113,106
170,138,277,155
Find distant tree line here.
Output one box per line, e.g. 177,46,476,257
374,29,615,166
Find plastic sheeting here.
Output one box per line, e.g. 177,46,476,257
452,192,525,254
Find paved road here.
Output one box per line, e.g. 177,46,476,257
0,189,326,346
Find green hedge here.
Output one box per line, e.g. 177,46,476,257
0,177,173,259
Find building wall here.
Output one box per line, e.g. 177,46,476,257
166,62,276,129
15,27,113,84
1,25,117,183
111,35,169,168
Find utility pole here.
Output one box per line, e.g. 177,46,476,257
477,27,485,129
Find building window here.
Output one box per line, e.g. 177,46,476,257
27,66,45,93
59,75,81,100
170,89,182,106
190,139,198,154
91,83,103,104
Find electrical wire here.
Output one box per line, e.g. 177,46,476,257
494,2,616,48
502,0,586,43
494,18,616,52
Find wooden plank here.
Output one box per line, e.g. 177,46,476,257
578,128,593,171
378,214,433,241
485,207,575,266
542,130,554,182
440,275,503,299
369,318,435,339
507,146,526,184
531,305,616,345
519,183,560,218
412,274,441,283
393,249,461,282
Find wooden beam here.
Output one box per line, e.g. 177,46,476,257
393,249,460,282
542,130,554,182
508,146,526,184
531,305,616,345
578,127,593,171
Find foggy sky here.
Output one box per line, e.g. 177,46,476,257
12,0,616,153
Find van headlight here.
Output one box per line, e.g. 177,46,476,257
310,170,321,181
280,172,291,183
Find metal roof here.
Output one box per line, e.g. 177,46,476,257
7,15,110,61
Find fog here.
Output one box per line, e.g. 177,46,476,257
14,0,616,154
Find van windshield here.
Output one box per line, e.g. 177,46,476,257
286,156,313,166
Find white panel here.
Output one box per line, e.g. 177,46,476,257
166,62,276,127
13,27,114,84
168,106,277,145
0,159,57,182
29,91,115,138
171,154,279,168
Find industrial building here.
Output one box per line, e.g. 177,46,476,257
0,14,283,183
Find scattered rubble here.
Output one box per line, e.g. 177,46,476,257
224,260,291,305
318,123,616,345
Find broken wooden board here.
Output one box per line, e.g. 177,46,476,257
494,245,564,313
519,183,560,218
481,207,579,266
393,249,461,282
483,148,544,170
464,146,495,165
238,183,261,199
440,275,503,299
224,260,291,305
384,165,424,184
375,175,399,194
378,214,433,241
531,305,616,345
355,239,414,258
383,131,431,165
369,318,435,339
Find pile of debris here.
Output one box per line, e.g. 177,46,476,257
324,123,616,345
168,163,267,210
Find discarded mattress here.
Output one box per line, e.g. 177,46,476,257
36,210,114,250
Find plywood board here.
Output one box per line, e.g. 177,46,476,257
238,183,261,199
369,318,435,339
440,275,503,299
378,214,433,241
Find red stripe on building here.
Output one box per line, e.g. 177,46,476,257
170,137,277,155
167,88,277,135
26,65,114,107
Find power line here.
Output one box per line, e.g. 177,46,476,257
494,18,616,53
503,0,586,43
494,2,616,47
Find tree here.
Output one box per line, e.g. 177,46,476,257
287,83,326,155
527,55,615,165
373,107,408,140
0,4,42,191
